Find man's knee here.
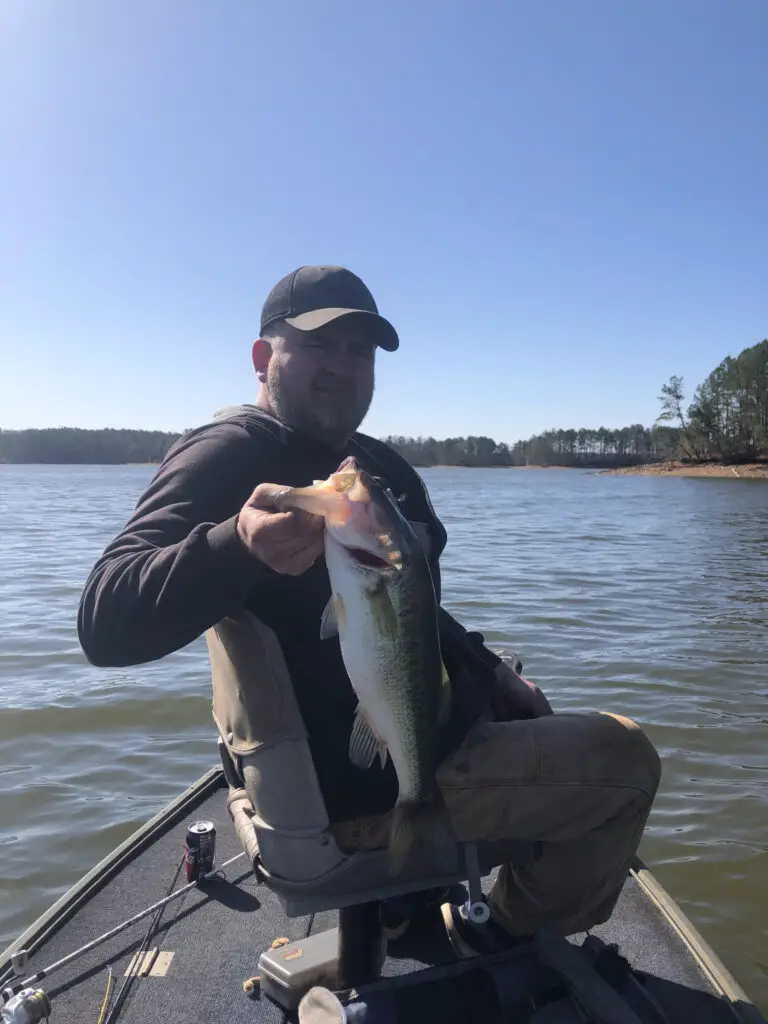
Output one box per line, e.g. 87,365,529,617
599,711,662,799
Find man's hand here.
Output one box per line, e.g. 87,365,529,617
489,658,553,720
237,483,325,576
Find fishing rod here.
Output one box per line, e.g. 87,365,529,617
0,852,245,1010
102,854,185,1024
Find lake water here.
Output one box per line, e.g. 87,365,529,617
1,464,766,1010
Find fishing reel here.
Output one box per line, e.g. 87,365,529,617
0,988,51,1024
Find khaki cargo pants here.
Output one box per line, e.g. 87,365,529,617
331,711,662,937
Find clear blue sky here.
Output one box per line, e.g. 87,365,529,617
1,1,766,444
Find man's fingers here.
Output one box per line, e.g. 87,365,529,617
273,538,325,575
520,680,553,718
490,661,553,721
244,487,324,537
247,485,324,531
295,509,325,531
271,529,325,559
267,510,325,546
247,482,295,512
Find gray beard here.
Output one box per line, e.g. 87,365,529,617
266,368,372,449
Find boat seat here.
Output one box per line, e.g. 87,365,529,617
223,743,538,920
207,608,538,990
225,755,539,992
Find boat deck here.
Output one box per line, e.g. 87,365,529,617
1,769,763,1023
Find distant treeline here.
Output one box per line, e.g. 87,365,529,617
0,427,181,465
382,425,681,468
0,423,676,468
2,338,765,468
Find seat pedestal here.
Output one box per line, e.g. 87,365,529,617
337,901,385,989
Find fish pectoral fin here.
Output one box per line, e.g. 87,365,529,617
349,706,389,770
320,596,340,639
438,659,452,727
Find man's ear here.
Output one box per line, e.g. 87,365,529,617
252,338,272,381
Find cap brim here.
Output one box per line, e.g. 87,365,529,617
284,308,399,351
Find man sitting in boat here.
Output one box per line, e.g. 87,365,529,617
76,265,662,959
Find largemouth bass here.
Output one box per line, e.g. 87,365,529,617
275,457,455,873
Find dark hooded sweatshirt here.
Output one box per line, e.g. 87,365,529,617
77,406,500,822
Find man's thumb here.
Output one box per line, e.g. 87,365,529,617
246,482,291,512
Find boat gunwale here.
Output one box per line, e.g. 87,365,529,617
630,861,763,1024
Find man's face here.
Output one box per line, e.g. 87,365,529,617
261,317,377,447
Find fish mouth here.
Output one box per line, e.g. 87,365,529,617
344,546,395,570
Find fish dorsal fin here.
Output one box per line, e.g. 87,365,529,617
320,596,340,639
349,706,389,770
438,659,452,727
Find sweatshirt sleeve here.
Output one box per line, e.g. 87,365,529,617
77,422,273,668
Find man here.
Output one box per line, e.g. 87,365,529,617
77,265,661,958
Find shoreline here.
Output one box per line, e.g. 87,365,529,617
601,461,768,479
423,461,768,477
426,464,574,470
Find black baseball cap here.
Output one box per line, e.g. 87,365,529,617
260,265,399,351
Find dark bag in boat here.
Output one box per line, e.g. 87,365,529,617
297,932,668,1024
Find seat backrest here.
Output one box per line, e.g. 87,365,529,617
206,609,350,882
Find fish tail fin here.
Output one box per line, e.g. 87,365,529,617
388,792,457,876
